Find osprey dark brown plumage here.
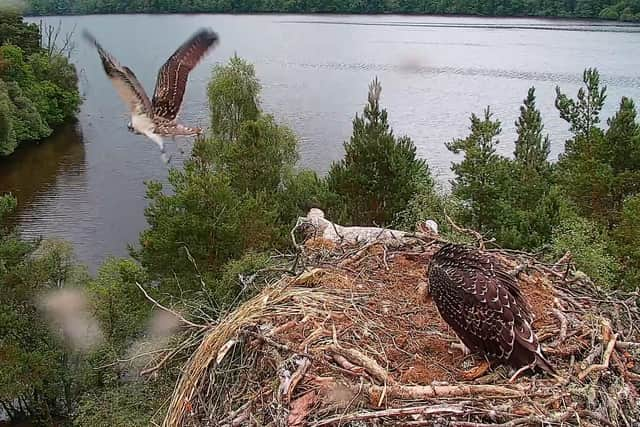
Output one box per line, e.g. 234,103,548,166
152,28,219,121
428,243,555,375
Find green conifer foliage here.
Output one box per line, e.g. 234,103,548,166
605,97,640,221
1,196,92,423
446,107,507,233
555,68,606,139
212,115,298,194
514,87,551,177
555,68,613,224
327,78,433,226
502,87,560,249
556,70,640,228
136,56,330,284
613,195,640,289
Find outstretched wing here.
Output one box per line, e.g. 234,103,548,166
83,30,152,116
152,28,218,121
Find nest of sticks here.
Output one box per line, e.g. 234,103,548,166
162,213,640,426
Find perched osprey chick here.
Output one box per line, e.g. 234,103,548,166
428,243,555,375
83,28,218,163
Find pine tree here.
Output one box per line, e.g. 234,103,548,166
446,107,507,233
327,78,433,226
499,87,559,249
555,68,613,224
514,87,551,177
607,97,640,174
136,56,331,281
605,97,640,221
555,68,606,139
613,195,640,289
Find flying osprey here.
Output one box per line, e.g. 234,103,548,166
428,243,555,377
83,28,219,163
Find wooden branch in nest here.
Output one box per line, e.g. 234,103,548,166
615,341,640,350
288,391,316,427
449,416,540,427
337,240,381,268
552,308,568,344
578,410,616,427
328,345,392,385
578,332,619,380
553,251,572,270
531,264,566,280
218,401,251,427
135,281,206,329
363,383,526,400
445,214,487,249
544,342,585,357
311,403,467,426
243,329,315,360
139,347,181,377
139,335,198,377
627,371,640,384
330,353,365,375
610,350,630,384
278,355,311,404
216,339,239,366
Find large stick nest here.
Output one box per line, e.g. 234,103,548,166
163,218,640,426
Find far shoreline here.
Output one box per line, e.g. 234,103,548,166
22,11,640,25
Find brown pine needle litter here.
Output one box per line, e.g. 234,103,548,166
162,228,640,426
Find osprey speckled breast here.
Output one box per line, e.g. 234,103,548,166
428,243,554,374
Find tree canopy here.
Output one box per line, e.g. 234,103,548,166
328,78,433,227
0,10,81,156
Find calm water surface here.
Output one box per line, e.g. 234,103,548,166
1,14,639,270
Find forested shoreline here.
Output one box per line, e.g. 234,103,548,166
23,0,640,22
0,10,81,157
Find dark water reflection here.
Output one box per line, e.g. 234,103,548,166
0,123,86,214
0,14,639,270
0,123,92,261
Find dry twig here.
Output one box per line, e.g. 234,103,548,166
328,345,393,385
135,282,206,330
311,403,468,426
578,332,619,380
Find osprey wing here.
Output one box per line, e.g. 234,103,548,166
83,30,152,115
151,28,218,121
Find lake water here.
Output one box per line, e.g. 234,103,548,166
1,14,639,270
